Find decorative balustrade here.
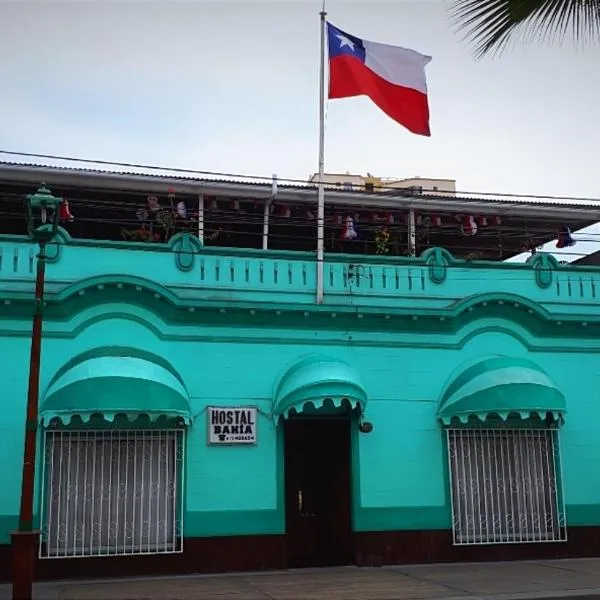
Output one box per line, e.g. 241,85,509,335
1,231,600,314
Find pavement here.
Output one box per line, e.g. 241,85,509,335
3,558,600,600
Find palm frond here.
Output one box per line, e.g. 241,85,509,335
449,0,600,58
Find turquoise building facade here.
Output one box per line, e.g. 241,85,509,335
1,164,600,580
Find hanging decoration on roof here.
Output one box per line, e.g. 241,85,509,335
374,226,390,254
371,212,399,224
556,226,576,248
455,214,502,230
59,199,75,223
416,214,443,228
271,203,291,218
201,196,262,215
460,215,478,236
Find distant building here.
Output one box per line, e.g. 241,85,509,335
308,171,456,196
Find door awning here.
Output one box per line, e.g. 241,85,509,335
437,356,566,425
40,350,192,426
273,355,367,423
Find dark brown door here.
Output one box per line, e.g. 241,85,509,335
284,417,353,568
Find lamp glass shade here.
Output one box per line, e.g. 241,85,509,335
25,184,63,243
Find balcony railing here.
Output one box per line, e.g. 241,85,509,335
1,231,600,315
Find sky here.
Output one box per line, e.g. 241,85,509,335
1,0,600,260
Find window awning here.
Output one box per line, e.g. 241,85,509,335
437,356,566,425
40,350,192,426
273,355,367,423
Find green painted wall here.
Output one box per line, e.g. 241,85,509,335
2,237,600,545
2,314,600,544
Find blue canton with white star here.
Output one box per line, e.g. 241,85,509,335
327,22,366,62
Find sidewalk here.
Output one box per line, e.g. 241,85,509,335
3,558,600,600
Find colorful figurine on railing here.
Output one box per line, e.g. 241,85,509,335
121,188,227,244
336,214,361,254
341,215,358,241
164,188,207,240
121,197,160,242
121,192,185,243
121,225,161,242
375,226,391,255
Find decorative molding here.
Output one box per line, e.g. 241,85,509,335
2,276,599,341
421,247,453,284
3,302,600,356
453,292,551,322
528,252,560,289
168,232,203,272
54,274,178,305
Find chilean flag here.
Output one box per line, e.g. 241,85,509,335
327,22,432,136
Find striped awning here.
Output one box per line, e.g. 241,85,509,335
437,356,566,425
40,349,192,426
273,355,367,422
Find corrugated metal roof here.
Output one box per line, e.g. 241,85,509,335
0,160,334,191
1,161,600,220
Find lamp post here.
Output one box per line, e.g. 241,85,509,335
12,184,62,600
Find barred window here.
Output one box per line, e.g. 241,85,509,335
446,428,566,545
40,429,184,558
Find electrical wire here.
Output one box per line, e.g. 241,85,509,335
1,188,596,234
0,220,592,266
0,195,595,244
1,208,594,250
1,154,598,267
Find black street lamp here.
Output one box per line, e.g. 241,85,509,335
12,183,62,600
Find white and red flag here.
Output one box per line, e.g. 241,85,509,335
327,22,432,136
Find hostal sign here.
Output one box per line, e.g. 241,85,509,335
207,406,257,445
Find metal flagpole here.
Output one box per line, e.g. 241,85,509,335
316,1,327,304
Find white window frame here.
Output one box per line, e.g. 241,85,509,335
39,428,185,559
446,427,567,546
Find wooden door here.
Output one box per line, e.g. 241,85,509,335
284,417,353,567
